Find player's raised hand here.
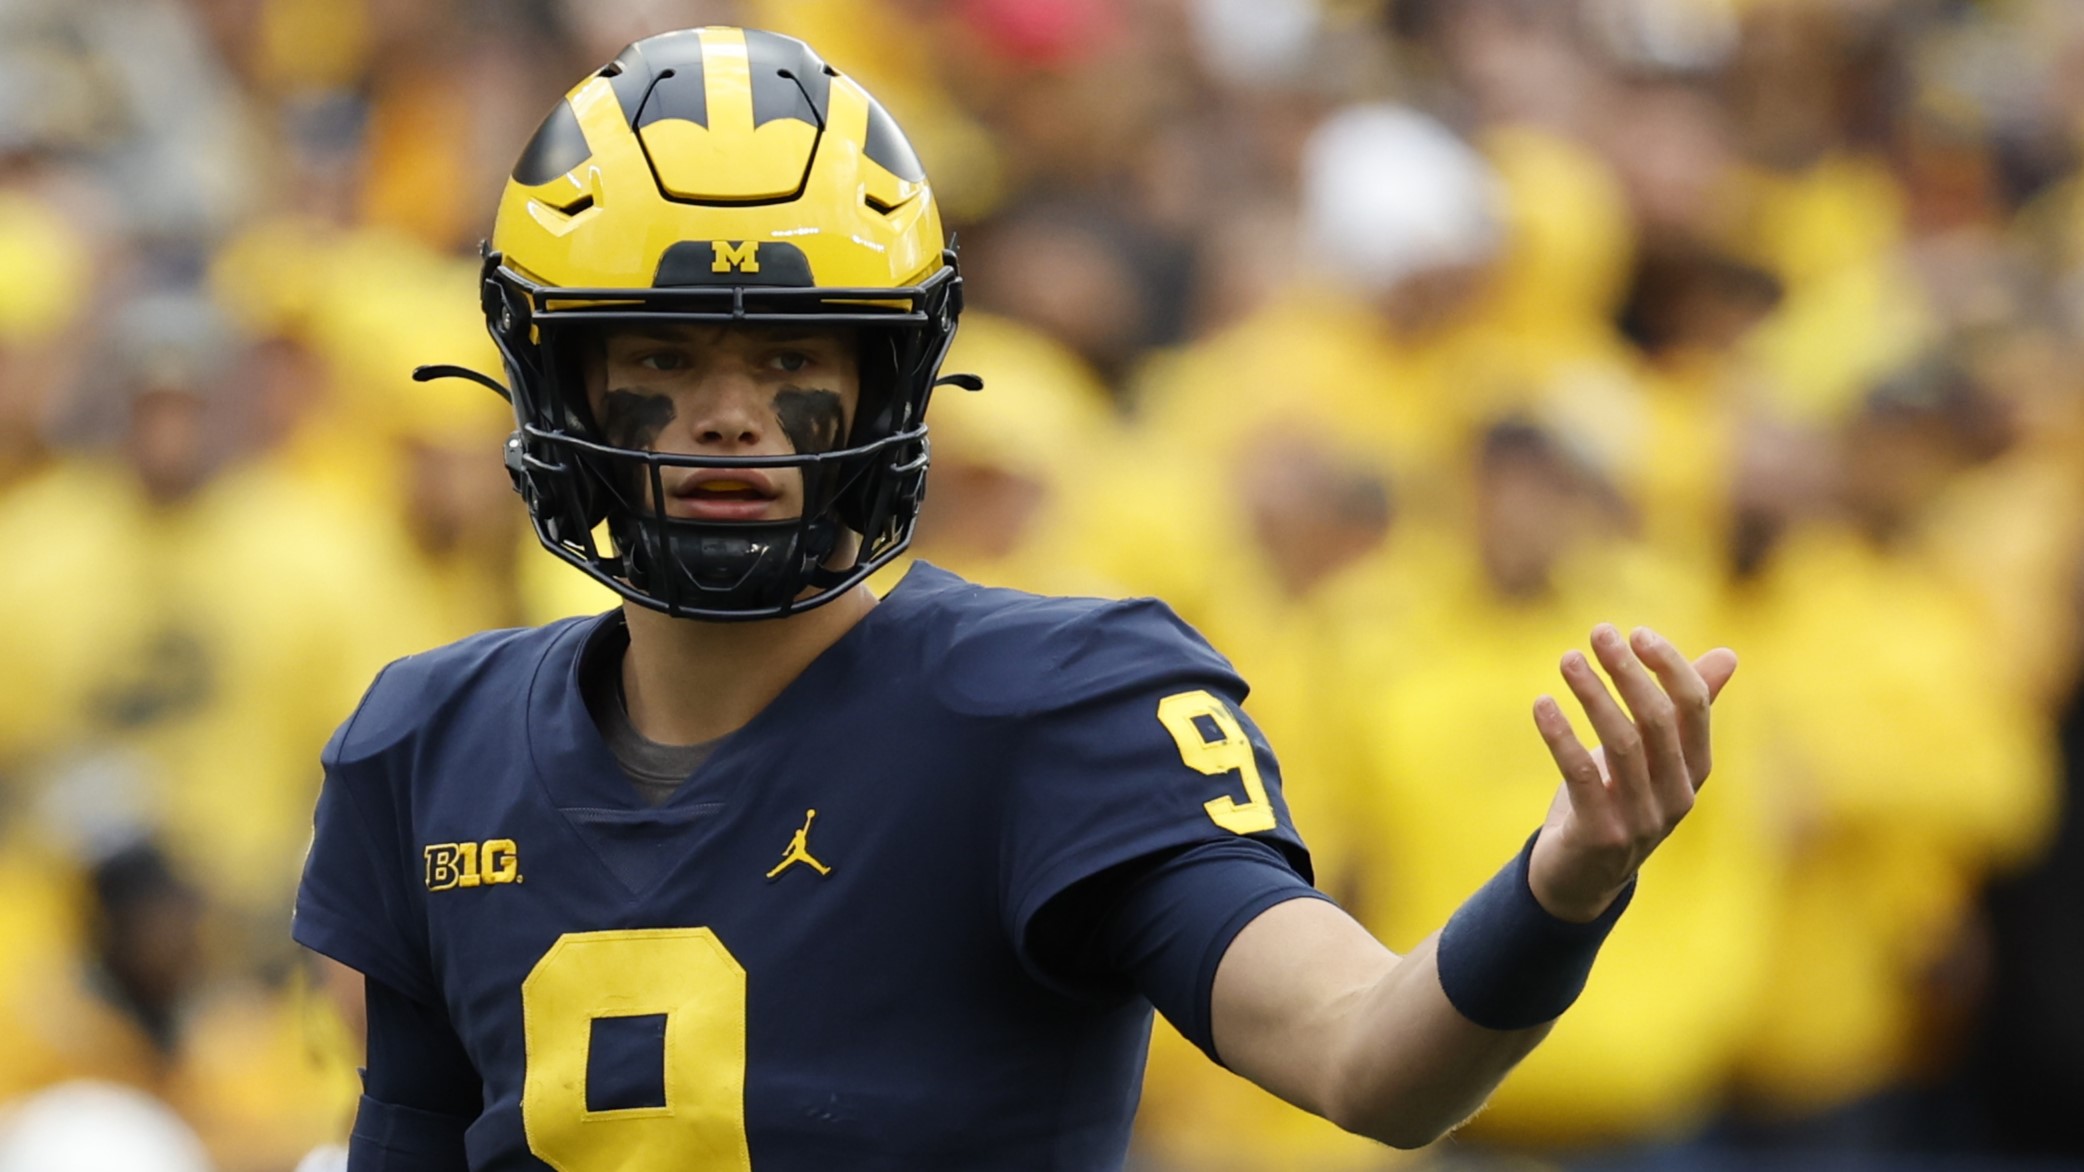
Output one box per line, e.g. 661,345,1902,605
1525,624,1738,922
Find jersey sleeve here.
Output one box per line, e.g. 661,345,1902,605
293,662,441,1007
1065,836,1333,1063
991,597,1316,990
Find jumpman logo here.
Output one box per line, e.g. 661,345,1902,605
765,809,832,880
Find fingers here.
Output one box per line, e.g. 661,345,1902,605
1588,624,1693,816
1543,625,1735,844
1531,628,1732,918
1533,694,1605,810
1630,627,1715,790
1695,648,1739,702
1558,642,1661,830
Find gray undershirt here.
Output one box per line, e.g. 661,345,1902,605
579,616,719,806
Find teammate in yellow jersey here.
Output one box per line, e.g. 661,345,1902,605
296,27,1737,1170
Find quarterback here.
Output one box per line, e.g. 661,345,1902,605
295,28,1737,1171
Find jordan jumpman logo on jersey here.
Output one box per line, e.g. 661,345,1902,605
766,809,833,879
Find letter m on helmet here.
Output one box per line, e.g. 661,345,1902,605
711,240,761,273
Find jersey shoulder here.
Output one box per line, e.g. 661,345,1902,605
301,620,602,1004
895,563,1242,717
325,615,599,769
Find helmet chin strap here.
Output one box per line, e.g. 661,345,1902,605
616,513,844,616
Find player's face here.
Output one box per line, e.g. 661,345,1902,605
583,323,861,522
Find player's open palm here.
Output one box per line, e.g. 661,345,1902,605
1526,624,1739,922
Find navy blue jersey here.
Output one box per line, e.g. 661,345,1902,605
295,563,1312,1170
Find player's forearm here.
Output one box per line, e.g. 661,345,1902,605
1212,898,1551,1150
1326,830,1636,1146
1318,933,1550,1148
1214,843,1627,1149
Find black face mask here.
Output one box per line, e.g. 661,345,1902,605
442,249,969,621
607,482,848,614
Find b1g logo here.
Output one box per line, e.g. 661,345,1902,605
425,839,523,891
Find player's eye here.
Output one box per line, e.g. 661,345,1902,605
770,351,810,374
638,350,689,372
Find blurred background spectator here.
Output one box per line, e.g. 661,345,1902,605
0,1080,215,1172
3,0,2082,1168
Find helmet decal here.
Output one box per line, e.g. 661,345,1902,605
741,28,833,129
631,58,709,130
861,98,927,186
635,28,820,204
652,240,816,287
512,101,591,187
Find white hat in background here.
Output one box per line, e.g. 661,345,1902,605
1190,0,1323,87
0,1082,213,1172
1299,103,1505,295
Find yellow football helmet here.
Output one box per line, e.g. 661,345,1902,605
435,27,966,619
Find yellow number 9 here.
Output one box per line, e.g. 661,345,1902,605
521,928,753,1171
1158,690,1278,835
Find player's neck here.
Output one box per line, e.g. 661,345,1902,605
617,583,878,745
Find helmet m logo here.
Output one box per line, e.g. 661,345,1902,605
655,239,814,287
711,240,761,274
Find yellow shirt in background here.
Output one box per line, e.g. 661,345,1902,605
1736,157,1936,425
1725,522,2057,1113
0,459,144,774
0,458,438,922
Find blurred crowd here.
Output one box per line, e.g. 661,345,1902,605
1,0,2082,1168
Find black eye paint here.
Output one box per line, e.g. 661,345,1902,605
601,388,678,450
774,386,844,454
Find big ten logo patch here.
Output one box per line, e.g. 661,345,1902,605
425,839,523,891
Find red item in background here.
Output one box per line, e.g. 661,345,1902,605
957,0,1121,68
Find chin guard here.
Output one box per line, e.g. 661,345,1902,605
615,514,844,614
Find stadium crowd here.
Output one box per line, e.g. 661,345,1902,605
0,0,2080,1167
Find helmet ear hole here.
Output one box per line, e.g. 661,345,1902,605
541,326,604,437
832,328,909,533
848,328,905,445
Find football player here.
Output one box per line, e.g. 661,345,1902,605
295,28,1737,1170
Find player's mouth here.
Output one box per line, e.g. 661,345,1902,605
667,469,785,521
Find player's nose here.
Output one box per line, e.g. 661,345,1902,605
680,371,777,452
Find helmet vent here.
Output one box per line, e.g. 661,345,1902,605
744,29,832,127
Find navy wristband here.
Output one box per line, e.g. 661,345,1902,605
1435,830,1634,1031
